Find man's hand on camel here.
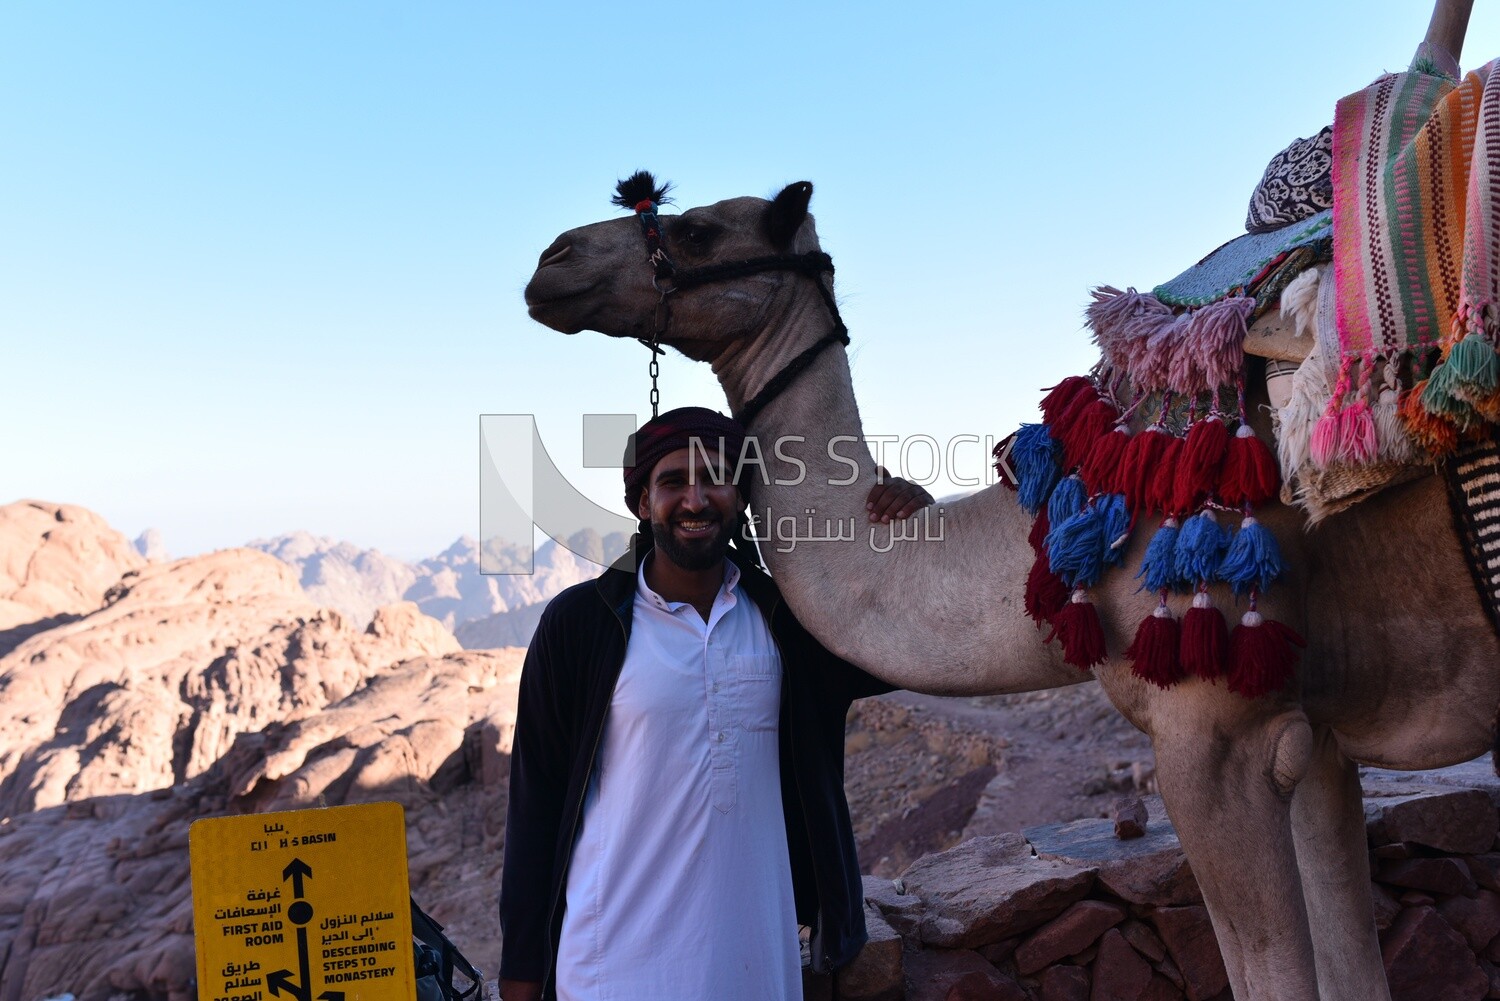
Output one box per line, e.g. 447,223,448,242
866,466,936,523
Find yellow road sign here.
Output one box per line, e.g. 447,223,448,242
190,802,416,1001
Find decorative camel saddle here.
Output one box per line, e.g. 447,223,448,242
1008,55,1500,700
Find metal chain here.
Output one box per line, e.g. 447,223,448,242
648,332,661,418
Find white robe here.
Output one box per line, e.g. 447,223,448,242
555,560,800,1001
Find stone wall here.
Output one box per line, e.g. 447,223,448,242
816,760,1500,1001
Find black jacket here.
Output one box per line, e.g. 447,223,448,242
498,538,892,996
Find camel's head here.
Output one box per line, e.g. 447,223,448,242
525,176,822,363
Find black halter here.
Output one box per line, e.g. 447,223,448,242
622,191,850,428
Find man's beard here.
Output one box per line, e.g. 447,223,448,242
650,513,737,571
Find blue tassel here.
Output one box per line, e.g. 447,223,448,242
1047,475,1087,526
1047,499,1108,589
1014,423,1063,515
1098,493,1131,568
1173,510,1229,583
1219,516,1286,595
1137,517,1190,593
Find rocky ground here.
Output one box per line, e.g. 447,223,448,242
844,686,1156,877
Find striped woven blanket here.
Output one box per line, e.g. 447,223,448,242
1324,59,1500,465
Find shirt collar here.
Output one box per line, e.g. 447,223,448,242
636,556,739,612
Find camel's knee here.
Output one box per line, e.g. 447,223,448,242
1268,711,1315,799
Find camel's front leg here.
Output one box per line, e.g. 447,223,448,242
1145,687,1321,1000
1290,727,1391,1000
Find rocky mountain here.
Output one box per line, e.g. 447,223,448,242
0,500,146,656
248,529,627,637
0,499,523,1001
133,528,170,563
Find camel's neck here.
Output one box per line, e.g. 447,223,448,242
709,288,1083,695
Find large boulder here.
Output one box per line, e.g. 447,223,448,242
0,500,144,641
1024,800,1201,907
901,834,1097,949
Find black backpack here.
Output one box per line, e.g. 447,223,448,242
411,898,483,1001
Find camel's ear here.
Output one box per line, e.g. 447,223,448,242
765,181,812,250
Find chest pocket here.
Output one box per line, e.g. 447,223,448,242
731,653,781,732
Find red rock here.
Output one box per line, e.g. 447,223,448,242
1039,963,1089,1001
864,873,923,940
1016,900,1128,974
1441,891,1500,953
1154,956,1185,990
1480,958,1500,998
1143,974,1186,1000
1381,906,1487,1001
839,906,904,1001
1090,928,1153,1001
1381,857,1478,897
1364,788,1499,855
902,834,1097,949
1150,905,1228,1001
975,936,1019,967
902,948,1028,1001
1468,853,1500,893
1025,813,1201,907
1121,919,1167,962
1113,797,1148,840
1371,883,1403,931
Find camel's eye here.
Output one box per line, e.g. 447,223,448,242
676,221,718,251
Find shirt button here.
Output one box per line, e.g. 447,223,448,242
716,731,726,742
711,683,719,693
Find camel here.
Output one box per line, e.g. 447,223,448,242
520,14,1496,1001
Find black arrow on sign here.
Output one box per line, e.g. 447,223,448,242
282,857,312,899
266,970,307,1001
296,926,312,1001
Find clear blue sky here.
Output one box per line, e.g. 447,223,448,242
4,2,1494,560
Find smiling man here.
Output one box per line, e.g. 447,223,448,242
498,407,928,1001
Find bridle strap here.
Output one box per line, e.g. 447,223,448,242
626,204,849,425
733,327,849,428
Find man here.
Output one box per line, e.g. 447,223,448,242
498,407,930,1001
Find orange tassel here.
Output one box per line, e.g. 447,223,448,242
1399,383,1460,456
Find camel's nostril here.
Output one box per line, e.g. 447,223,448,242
538,238,572,269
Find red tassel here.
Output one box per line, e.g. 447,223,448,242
1171,416,1230,516
1228,611,1305,698
1024,551,1068,626
1127,602,1183,689
1062,399,1120,471
1028,508,1051,555
1080,426,1131,495
1048,384,1102,451
1219,424,1280,507
1047,590,1107,669
1120,426,1169,516
1180,590,1228,679
1040,376,1094,426
1147,436,1184,516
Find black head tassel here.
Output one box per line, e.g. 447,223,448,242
612,171,673,210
